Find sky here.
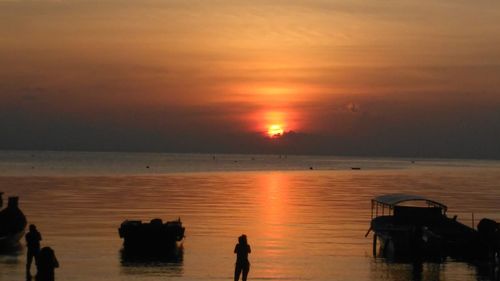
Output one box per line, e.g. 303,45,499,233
1,0,500,158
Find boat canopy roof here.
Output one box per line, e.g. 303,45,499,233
372,193,447,211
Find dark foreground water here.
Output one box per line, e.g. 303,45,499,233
0,151,499,281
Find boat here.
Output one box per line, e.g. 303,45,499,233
118,218,185,254
366,194,479,259
0,195,28,249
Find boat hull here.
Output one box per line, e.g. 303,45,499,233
118,218,185,255
0,197,27,250
0,230,25,250
371,215,452,259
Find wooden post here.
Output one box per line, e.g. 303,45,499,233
373,234,377,257
471,212,475,229
371,201,374,219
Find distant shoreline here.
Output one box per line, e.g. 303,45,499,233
0,150,498,177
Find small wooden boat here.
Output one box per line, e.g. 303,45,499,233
0,195,27,249
118,218,185,254
366,194,477,259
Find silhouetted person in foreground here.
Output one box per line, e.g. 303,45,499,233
234,234,251,281
26,224,42,278
36,247,59,281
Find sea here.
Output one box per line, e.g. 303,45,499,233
0,151,499,281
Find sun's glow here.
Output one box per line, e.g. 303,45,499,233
257,86,294,97
267,124,284,137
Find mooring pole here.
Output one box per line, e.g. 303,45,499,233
471,212,475,229
371,201,374,219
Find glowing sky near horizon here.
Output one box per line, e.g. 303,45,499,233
1,0,500,156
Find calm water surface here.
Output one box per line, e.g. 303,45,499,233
0,151,499,281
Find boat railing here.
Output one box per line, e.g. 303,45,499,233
371,199,447,219
370,194,448,219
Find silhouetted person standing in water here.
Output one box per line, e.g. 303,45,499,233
25,224,42,278
36,247,59,281
234,234,251,281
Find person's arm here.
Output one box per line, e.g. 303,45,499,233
248,245,251,254
51,251,59,268
234,244,238,254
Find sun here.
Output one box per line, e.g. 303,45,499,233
267,124,284,137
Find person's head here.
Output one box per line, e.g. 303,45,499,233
39,247,56,261
238,234,247,245
29,224,37,232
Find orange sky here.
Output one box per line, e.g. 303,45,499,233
1,0,500,157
